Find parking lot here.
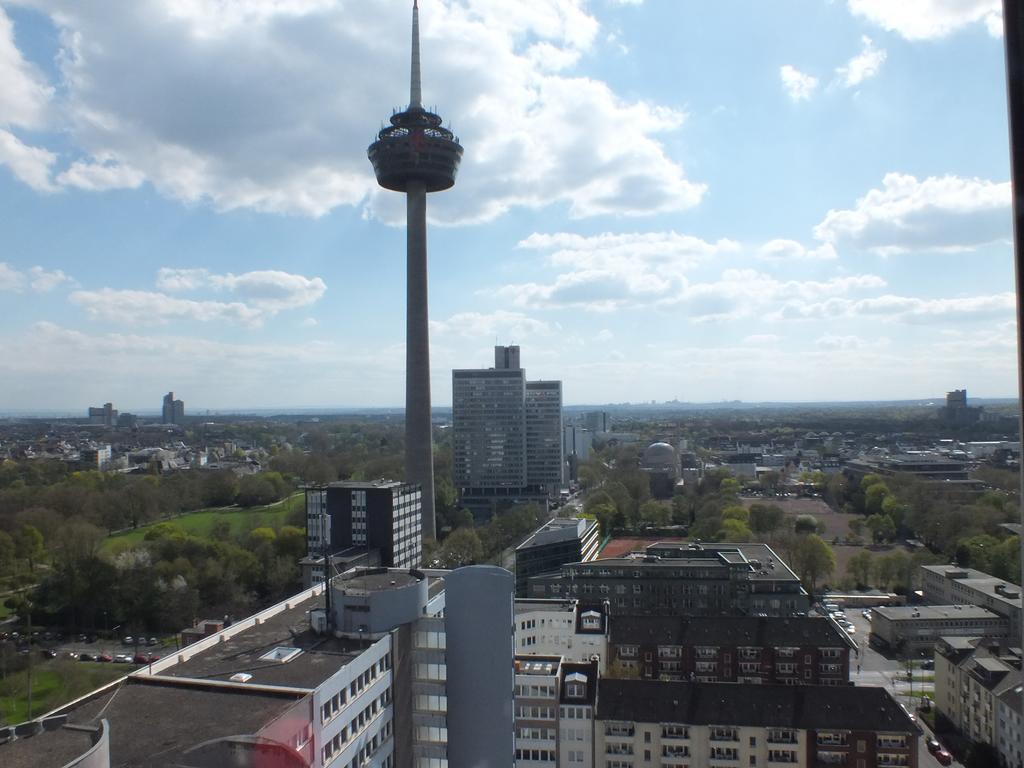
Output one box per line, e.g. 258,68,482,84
0,629,169,667
828,606,961,768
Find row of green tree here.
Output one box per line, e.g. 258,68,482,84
8,513,306,634
425,503,547,568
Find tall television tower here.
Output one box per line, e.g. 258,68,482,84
368,1,463,540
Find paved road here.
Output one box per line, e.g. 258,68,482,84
836,607,961,768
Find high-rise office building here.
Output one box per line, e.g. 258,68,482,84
161,391,184,424
452,346,563,517
87,402,118,426
525,380,563,497
368,1,463,541
304,480,422,584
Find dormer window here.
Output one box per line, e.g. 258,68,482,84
565,672,588,699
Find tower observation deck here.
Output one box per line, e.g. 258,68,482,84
368,1,463,541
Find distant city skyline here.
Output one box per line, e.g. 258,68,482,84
0,1,1016,409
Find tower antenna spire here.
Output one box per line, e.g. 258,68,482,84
410,0,422,108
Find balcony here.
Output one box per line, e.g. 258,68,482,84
877,737,907,749
816,734,849,747
662,747,690,758
815,752,848,766
662,726,689,740
768,731,797,744
709,749,739,762
877,756,909,767
605,724,635,738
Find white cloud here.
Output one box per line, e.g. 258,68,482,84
69,288,266,327
300,317,318,327
0,262,25,291
0,128,57,191
779,291,1015,323
815,333,875,350
503,230,740,311
780,65,818,102
835,36,886,87
814,173,1011,254
758,239,838,261
156,267,326,310
207,270,327,310
678,270,886,323
28,266,73,292
0,263,74,292
0,7,53,129
848,0,1002,41
430,310,553,339
56,154,146,191
6,0,703,222
743,334,780,345
155,268,210,293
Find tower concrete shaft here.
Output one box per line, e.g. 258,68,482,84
369,1,463,541
406,179,435,539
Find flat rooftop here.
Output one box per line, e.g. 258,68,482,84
1,681,301,768
515,598,575,614
516,518,593,551
322,479,410,490
160,591,373,690
874,605,1006,621
923,565,1023,606
587,542,799,582
336,569,423,595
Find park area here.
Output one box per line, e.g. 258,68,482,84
100,493,303,555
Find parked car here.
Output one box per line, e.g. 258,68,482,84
78,653,94,662
96,653,112,662
113,653,132,664
921,659,935,670
147,654,161,664
66,651,79,660
41,648,57,659
122,636,134,646
133,653,150,664
936,749,953,765
926,738,941,754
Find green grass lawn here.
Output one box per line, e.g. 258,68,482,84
0,660,128,724
101,493,303,554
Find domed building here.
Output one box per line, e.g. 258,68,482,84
640,441,679,499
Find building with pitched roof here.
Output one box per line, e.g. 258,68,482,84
608,614,855,684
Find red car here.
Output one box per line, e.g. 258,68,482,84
935,749,953,766
96,652,112,663
133,653,149,664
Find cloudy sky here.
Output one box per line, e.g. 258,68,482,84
0,0,1016,411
